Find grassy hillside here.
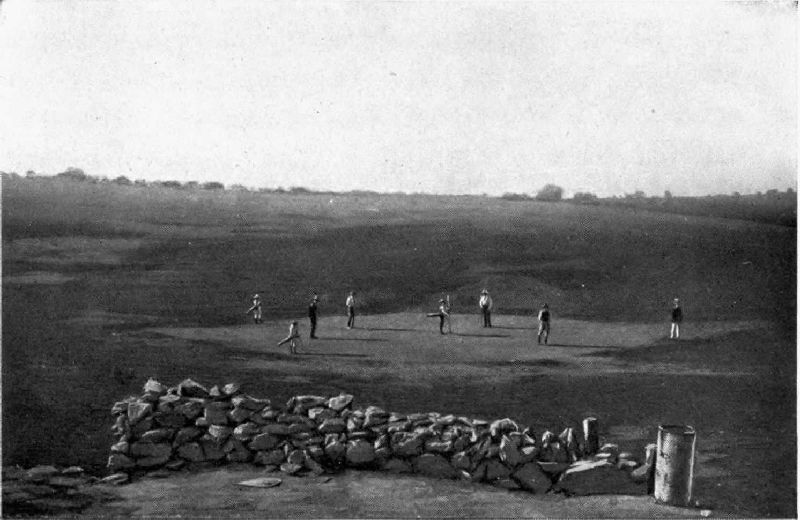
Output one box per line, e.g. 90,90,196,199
1,176,796,517
3,176,795,326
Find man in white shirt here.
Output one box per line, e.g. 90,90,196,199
277,321,301,355
246,294,262,324
537,303,551,345
427,298,450,334
345,291,356,329
479,289,493,328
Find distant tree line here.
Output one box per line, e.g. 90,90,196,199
2,169,795,226
567,188,796,226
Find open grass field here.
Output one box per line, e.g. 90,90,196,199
2,176,796,517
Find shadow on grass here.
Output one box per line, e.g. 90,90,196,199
321,337,389,343
451,332,510,338
492,326,536,331
296,352,369,358
362,327,420,332
547,343,626,349
487,359,573,368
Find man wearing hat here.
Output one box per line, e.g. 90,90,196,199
478,289,493,328
670,298,683,339
277,320,302,355
427,298,451,334
308,294,319,339
537,303,550,345
345,291,356,329
246,293,263,324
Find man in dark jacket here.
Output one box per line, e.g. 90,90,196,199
308,294,319,339
537,303,550,345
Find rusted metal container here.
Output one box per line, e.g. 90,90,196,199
654,424,696,506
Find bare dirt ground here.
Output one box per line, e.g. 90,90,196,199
86,467,722,519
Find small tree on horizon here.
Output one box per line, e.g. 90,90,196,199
535,184,563,201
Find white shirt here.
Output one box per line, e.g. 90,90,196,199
346,295,355,308
479,294,493,310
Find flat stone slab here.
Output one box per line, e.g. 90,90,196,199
237,477,282,488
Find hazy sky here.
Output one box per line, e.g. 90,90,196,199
0,1,796,196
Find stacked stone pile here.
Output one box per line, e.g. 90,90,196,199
107,379,652,495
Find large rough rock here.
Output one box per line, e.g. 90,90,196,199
174,427,203,446
392,432,424,457
110,441,129,455
499,434,524,467
130,442,171,459
137,453,171,468
176,400,204,420
204,404,230,426
207,425,232,443
250,433,282,451
346,440,375,465
489,418,519,439
200,440,226,461
318,418,346,434
153,412,187,429
139,428,174,443
177,443,205,462
233,422,261,442
232,395,270,411
222,383,241,396
228,407,252,424
127,402,153,425
326,394,354,412
324,437,346,463
485,459,512,481
254,449,286,466
107,454,135,471
512,462,551,493
177,379,210,399
263,423,290,436
364,406,390,428
289,395,327,414
412,454,459,479
382,458,413,473
144,379,167,395
557,460,645,496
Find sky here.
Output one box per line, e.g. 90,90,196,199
0,1,796,197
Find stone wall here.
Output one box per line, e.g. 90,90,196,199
108,379,652,494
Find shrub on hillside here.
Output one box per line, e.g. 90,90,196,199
500,192,532,201
572,192,598,204
56,167,89,182
535,184,563,201
202,181,225,190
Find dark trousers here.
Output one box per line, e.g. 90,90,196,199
347,307,355,328
309,317,317,338
482,306,492,327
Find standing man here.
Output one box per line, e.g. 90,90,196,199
670,298,683,339
246,293,262,324
427,298,451,335
308,294,319,339
345,291,356,329
537,303,550,345
277,321,302,355
479,289,493,328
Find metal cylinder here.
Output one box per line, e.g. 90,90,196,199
654,425,696,506
582,417,599,455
